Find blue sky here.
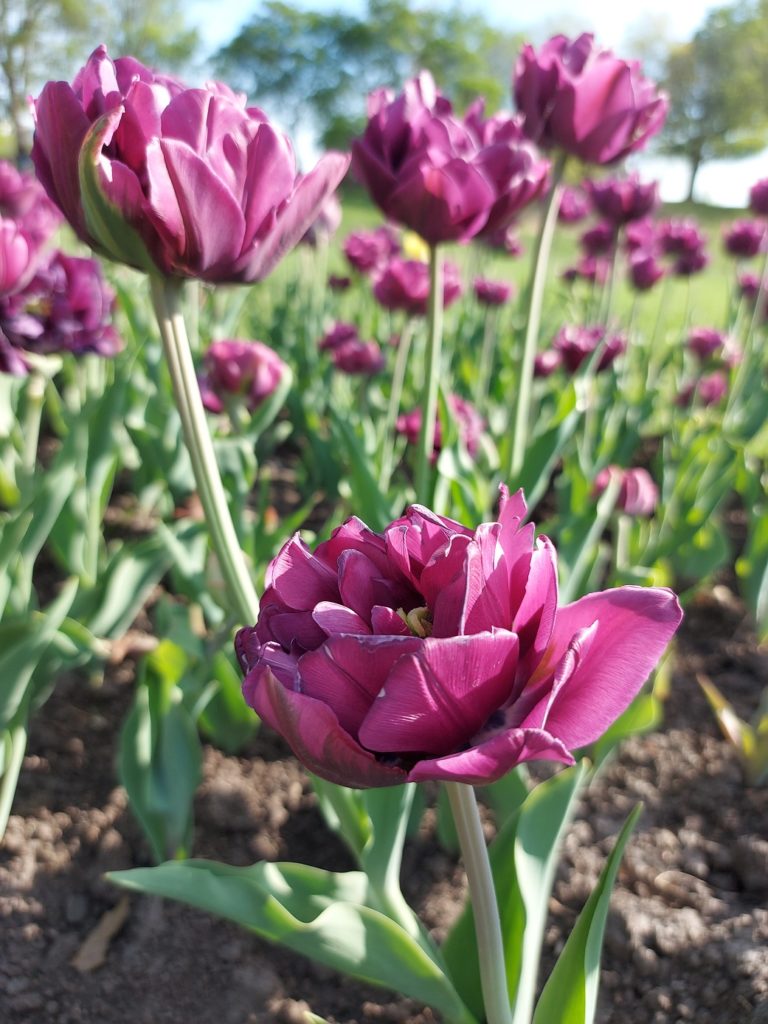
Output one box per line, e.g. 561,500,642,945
187,0,767,206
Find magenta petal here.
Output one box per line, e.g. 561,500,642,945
407,727,574,784
32,83,91,239
359,631,519,755
312,601,372,637
244,664,406,788
539,586,682,748
267,534,339,609
154,138,246,275
298,634,421,734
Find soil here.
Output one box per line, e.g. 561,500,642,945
1,582,767,1024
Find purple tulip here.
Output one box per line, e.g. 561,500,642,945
332,338,386,375
737,270,761,304
628,251,665,291
624,218,658,253
0,251,121,358
514,33,668,165
673,249,709,277
594,466,658,517
32,45,349,282
0,160,62,246
553,324,625,371
0,331,30,375
677,371,728,408
687,327,726,360
557,186,589,224
473,277,514,306
580,220,617,257
749,178,768,216
235,486,682,787
328,274,352,292
372,258,462,316
722,220,766,259
657,218,706,257
586,174,659,224
200,339,288,412
343,227,400,274
479,225,525,255
0,218,39,297
396,394,484,459
533,350,562,377
352,72,547,246
319,322,360,352
562,256,610,286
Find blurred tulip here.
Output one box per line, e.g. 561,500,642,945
301,193,343,247
533,349,562,377
557,186,589,224
629,251,665,291
236,486,682,787
580,220,617,256
319,321,359,352
0,160,62,245
749,178,768,216
343,227,400,274
722,220,766,259
586,174,658,224
396,394,484,458
352,72,547,245
677,370,729,407
514,33,667,164
553,323,625,371
562,256,610,285
201,338,288,412
373,257,462,316
594,466,659,517
32,45,349,283
473,277,514,306
687,326,726,360
332,338,386,375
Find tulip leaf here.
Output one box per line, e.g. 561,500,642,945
516,385,579,509
78,110,158,274
532,804,642,1024
443,763,586,1023
736,503,768,642
198,650,259,754
110,860,477,1024
118,640,201,862
328,410,395,531
310,775,372,861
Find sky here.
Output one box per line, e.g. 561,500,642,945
187,0,768,207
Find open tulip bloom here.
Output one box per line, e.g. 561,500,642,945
236,487,682,788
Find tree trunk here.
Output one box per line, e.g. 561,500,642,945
686,152,703,204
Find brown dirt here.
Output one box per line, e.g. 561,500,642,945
1,585,767,1024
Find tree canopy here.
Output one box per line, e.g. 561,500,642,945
658,0,768,199
213,0,524,151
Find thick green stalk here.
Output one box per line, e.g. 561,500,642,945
150,276,260,624
446,782,513,1024
414,247,443,504
509,156,566,481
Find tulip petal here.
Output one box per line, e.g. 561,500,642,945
407,727,573,784
32,82,92,240
298,634,421,735
359,631,519,755
268,534,339,609
244,663,407,788
536,586,682,748
312,601,372,637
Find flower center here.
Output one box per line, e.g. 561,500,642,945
397,605,433,638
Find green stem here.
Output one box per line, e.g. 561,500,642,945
475,307,500,408
379,319,417,492
149,276,260,624
560,472,622,604
509,155,566,481
445,782,513,1024
22,372,45,474
414,246,443,504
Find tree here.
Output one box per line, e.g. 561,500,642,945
213,0,524,152
658,0,768,201
0,0,199,156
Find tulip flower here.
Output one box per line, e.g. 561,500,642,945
533,350,562,377
738,270,761,303
553,324,625,371
0,160,62,245
557,186,589,224
677,371,729,407
328,274,352,292
236,487,682,787
657,218,707,258
343,227,400,274
480,226,524,255
200,339,288,413
396,394,485,459
628,251,665,291
687,327,726,361
594,466,659,517
624,218,658,253
0,219,40,298
580,221,617,257
586,174,658,224
722,220,766,259
514,33,668,165
32,45,349,283
332,338,386,376
352,72,547,245
318,321,360,352
749,178,768,216
562,257,610,286
473,277,514,306
301,193,342,247
373,257,462,316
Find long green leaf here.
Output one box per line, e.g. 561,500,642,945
111,860,476,1024
532,804,642,1024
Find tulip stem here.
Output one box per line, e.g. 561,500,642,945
22,371,45,474
414,245,443,504
445,782,513,1024
509,154,566,481
560,471,622,604
150,276,260,624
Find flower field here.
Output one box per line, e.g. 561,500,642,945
1,32,767,1024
